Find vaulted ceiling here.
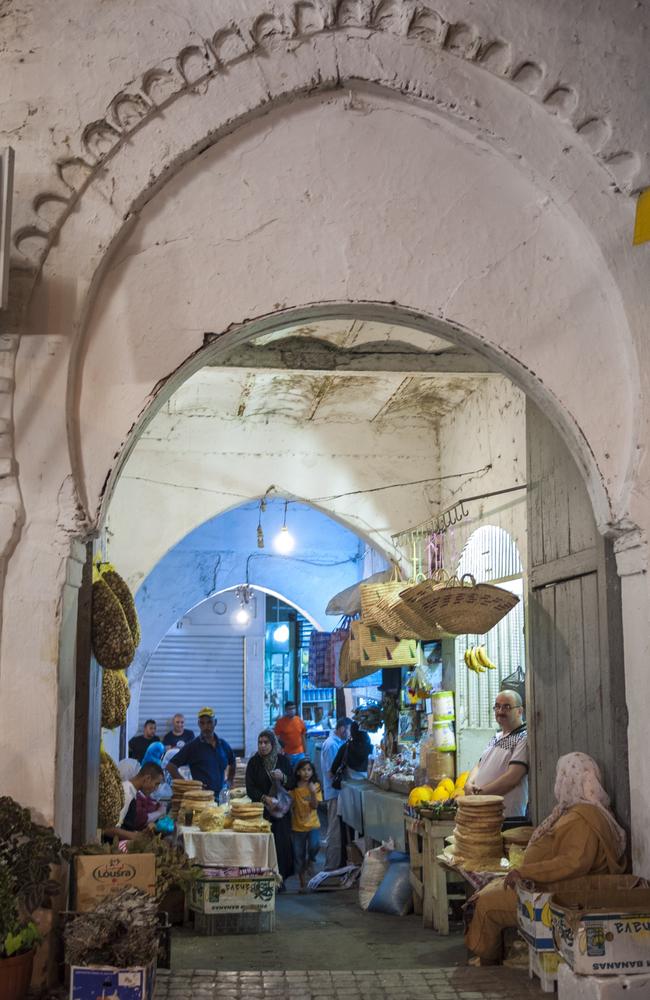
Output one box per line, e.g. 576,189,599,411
157,319,493,432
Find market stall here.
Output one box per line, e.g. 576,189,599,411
182,828,278,870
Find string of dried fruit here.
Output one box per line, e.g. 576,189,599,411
101,669,130,730
92,575,135,670
98,748,125,829
102,568,141,647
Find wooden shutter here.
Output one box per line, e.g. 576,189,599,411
526,400,629,830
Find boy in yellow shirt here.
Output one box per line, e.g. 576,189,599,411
289,758,323,891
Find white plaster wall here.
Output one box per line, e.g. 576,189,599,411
3,0,650,868
75,92,637,535
436,378,527,571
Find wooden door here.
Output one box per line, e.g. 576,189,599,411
526,401,629,831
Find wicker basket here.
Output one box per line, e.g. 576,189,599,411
399,574,519,635
360,575,450,640
338,631,379,685
355,621,418,667
360,579,405,627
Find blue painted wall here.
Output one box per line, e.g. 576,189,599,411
130,498,386,682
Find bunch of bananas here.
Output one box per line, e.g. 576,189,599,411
464,645,497,673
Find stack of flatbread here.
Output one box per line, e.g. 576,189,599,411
231,757,248,791
179,789,215,825
170,779,203,819
449,794,505,870
230,800,268,833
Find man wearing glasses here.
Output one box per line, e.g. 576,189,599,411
464,691,528,818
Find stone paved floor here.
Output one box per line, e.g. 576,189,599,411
154,967,545,998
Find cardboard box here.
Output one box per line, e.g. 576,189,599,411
551,887,650,976
558,959,650,998
517,875,644,953
73,855,156,912
70,963,155,1000
189,875,275,915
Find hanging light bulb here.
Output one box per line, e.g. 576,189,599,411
273,623,290,643
273,501,294,554
234,584,253,626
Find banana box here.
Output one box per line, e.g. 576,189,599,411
517,882,561,950
551,886,650,976
517,875,646,953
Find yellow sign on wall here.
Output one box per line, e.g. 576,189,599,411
633,188,650,245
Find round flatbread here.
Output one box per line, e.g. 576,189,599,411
458,794,504,807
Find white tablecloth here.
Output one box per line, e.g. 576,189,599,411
181,827,278,871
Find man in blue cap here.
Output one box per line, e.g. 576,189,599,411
166,707,236,797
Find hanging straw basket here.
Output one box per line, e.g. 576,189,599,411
360,578,448,640
354,621,419,668
399,573,519,636
338,631,380,685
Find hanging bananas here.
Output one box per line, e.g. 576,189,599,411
464,645,497,674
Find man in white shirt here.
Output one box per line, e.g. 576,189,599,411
103,762,164,841
320,717,351,870
465,691,528,818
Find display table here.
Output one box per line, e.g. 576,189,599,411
181,827,278,871
355,782,407,851
339,779,365,834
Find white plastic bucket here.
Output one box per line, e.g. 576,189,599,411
432,691,455,721
431,720,456,752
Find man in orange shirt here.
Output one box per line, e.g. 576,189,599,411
274,701,307,768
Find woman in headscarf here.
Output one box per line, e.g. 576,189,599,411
141,741,165,766
245,729,293,885
465,751,627,963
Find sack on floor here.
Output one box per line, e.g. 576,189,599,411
367,860,413,917
358,843,391,910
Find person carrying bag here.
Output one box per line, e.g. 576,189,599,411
331,741,349,791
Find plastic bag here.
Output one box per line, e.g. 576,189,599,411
405,661,436,701
265,780,292,819
367,861,413,916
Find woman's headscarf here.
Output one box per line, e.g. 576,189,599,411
141,741,165,766
529,752,626,857
257,729,280,774
118,758,140,781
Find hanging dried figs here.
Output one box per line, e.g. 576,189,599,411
92,578,135,670
103,568,141,646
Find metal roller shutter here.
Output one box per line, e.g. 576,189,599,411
139,633,245,752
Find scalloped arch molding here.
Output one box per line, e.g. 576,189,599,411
12,0,646,269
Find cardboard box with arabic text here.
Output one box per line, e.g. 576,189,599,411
551,887,650,976
73,854,156,912
517,875,644,952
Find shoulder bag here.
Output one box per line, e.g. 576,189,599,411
331,742,350,791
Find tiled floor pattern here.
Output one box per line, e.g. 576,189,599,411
155,967,545,999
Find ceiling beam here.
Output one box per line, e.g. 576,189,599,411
208,336,495,375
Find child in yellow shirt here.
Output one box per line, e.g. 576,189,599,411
289,758,323,891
